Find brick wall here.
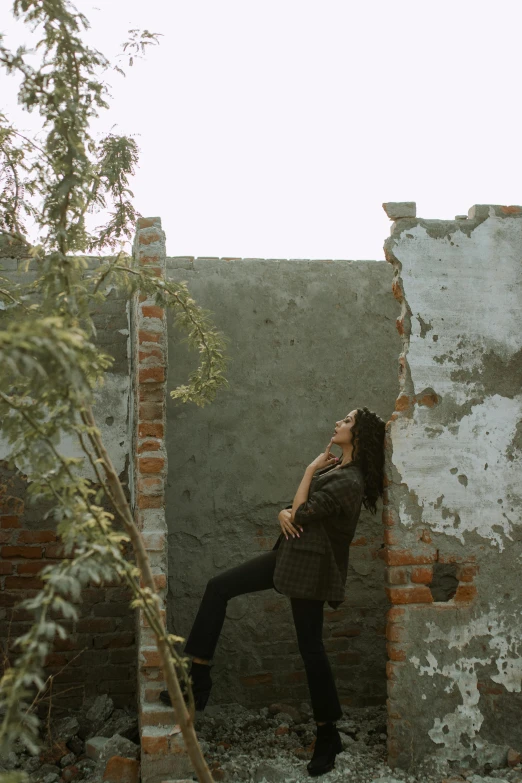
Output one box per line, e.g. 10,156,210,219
131,218,193,783
0,242,136,710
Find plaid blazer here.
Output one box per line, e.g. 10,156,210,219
271,462,364,608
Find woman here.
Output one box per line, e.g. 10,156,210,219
160,406,386,777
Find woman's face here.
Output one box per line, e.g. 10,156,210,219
332,410,357,446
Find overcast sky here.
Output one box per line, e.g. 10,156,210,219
2,0,521,260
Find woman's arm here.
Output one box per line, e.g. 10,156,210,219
290,466,316,522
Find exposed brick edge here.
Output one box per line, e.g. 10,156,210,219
382,231,479,768
132,217,176,776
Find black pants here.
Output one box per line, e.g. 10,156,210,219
183,550,343,723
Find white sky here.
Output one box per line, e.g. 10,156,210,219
1,0,521,260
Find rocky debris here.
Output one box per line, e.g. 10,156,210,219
3,694,522,783
53,717,80,744
189,703,522,783
3,693,139,783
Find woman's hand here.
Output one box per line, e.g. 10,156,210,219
308,439,339,471
278,508,304,540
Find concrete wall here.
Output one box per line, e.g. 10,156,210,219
383,204,522,774
165,255,401,710
0,241,136,709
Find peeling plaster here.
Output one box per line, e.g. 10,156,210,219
409,606,522,759
388,214,522,550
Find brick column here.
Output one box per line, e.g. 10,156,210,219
132,218,192,783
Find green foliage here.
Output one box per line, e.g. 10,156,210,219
0,0,230,772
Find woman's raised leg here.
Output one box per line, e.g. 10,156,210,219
183,549,277,661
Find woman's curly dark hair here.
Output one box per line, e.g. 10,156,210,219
350,407,386,515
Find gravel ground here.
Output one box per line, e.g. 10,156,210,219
190,702,522,783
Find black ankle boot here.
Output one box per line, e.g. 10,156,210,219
306,722,343,777
159,661,213,711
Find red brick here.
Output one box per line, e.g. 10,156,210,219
138,476,162,491
138,330,160,344
138,384,163,402
1,546,42,559
141,305,164,319
137,217,159,229
384,548,437,567
138,254,161,265
350,536,367,546
139,403,164,421
138,457,165,474
239,672,273,686
384,529,401,546
139,574,166,590
138,423,164,439
139,609,166,628
139,368,165,384
416,392,440,407
411,566,433,584
18,531,56,544
382,508,397,527
386,660,401,680
139,230,161,245
0,561,13,574
44,544,67,559
138,348,164,363
386,567,408,585
395,394,413,411
386,607,406,622
331,626,361,638
0,515,21,528
386,643,406,662
438,552,477,564
137,494,163,509
456,564,479,582
287,671,305,683
392,279,403,301
141,735,167,755
76,617,114,633
386,586,433,604
103,756,140,783
140,648,161,668
386,624,406,643
44,653,68,667
453,584,477,602
0,530,13,544
5,576,43,589
335,651,361,665
137,440,161,454
17,560,54,575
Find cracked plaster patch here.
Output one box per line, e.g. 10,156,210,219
409,606,521,758
389,216,522,550
392,394,522,548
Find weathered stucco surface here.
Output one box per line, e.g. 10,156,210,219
384,205,522,772
165,256,400,710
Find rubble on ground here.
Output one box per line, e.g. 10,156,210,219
1,696,521,783
0,695,139,783
190,702,522,783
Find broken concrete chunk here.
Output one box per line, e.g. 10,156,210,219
382,202,416,219
86,694,114,731
96,734,140,768
85,736,110,761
